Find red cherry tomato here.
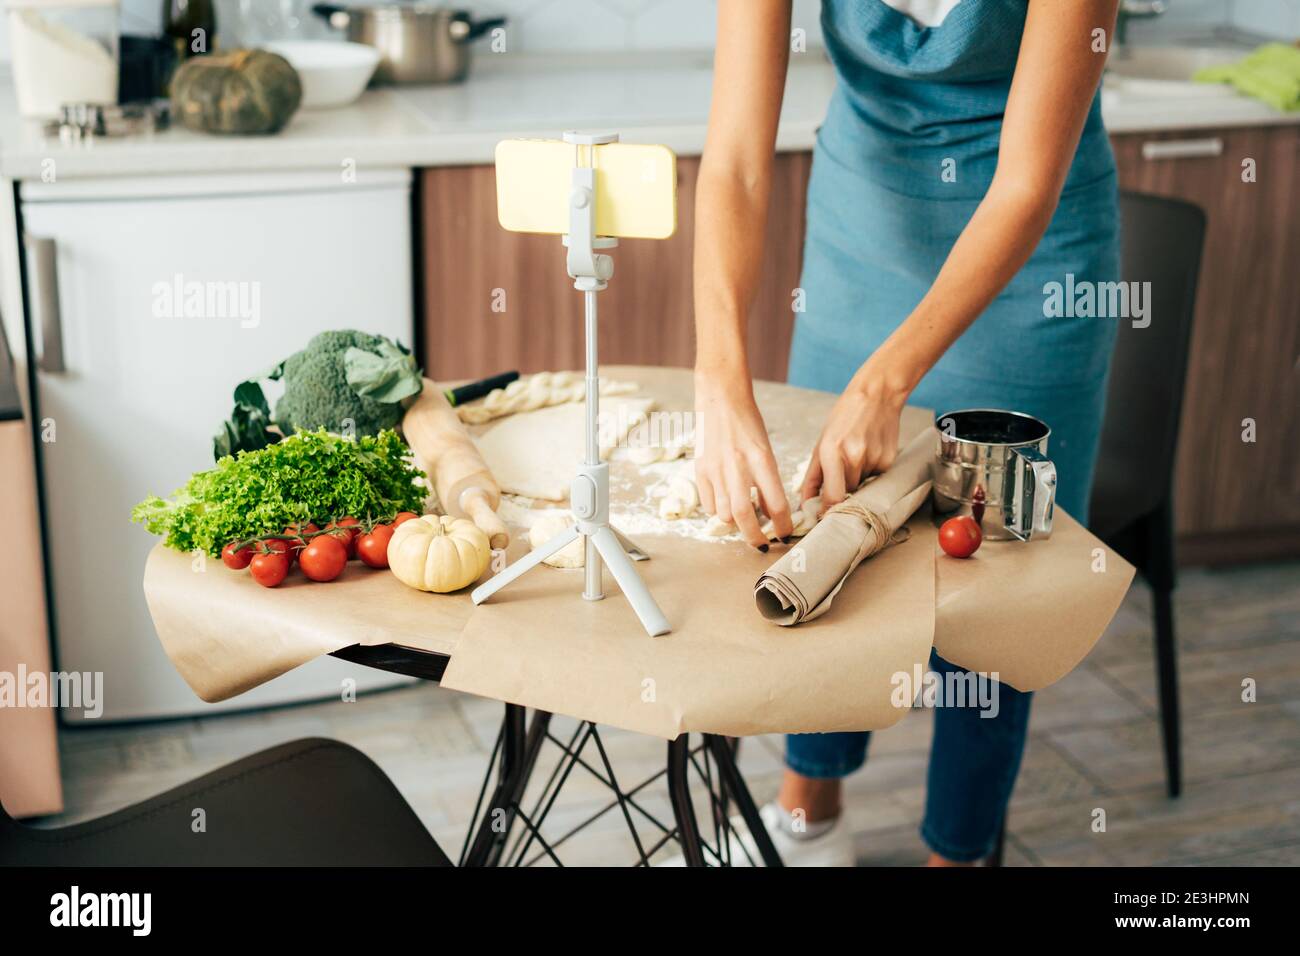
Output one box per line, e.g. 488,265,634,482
939,516,982,559
357,523,395,569
299,534,348,582
326,517,360,558
281,523,318,562
222,541,254,570
392,512,419,528
250,551,290,588
264,536,296,564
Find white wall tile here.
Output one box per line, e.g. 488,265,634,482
791,0,826,49
629,0,717,49
1228,0,1300,39
120,0,162,34
512,0,633,52
2,0,1295,65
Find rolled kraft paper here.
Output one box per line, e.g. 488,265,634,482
755,428,936,625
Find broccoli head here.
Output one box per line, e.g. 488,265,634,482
275,330,416,436
213,329,423,461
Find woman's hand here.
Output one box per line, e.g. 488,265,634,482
694,368,794,548
800,353,917,507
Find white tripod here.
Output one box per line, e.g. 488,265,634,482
470,131,671,638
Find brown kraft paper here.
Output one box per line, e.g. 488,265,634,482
440,519,938,740
141,367,1134,733
755,427,935,625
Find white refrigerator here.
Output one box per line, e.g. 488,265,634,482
21,168,418,722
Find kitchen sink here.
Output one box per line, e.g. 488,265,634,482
1105,45,1245,98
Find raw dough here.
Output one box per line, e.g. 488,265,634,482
703,515,735,537
457,371,639,425
475,395,657,501
763,497,821,539
704,496,822,541
528,511,585,569
680,463,822,541
658,475,699,520
627,429,694,465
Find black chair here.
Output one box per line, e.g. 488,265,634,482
1,738,453,866
989,192,1205,865
1088,191,1207,799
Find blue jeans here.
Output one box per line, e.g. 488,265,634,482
785,649,1033,863
782,76,1115,865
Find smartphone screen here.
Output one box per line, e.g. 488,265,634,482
495,139,677,240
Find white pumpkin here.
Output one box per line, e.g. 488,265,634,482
388,515,491,593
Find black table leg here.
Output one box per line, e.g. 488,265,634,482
666,735,707,867
464,711,783,866
706,735,784,867
463,704,550,867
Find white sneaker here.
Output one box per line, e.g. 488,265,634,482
656,803,855,867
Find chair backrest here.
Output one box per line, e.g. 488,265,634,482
0,797,22,845
1089,192,1206,539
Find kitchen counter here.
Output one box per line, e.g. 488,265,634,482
1,49,1296,181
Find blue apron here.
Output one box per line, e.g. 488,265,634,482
787,0,1120,520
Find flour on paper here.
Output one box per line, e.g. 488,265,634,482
475,396,657,501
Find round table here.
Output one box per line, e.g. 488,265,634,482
143,366,1132,866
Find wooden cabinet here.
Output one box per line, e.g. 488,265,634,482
420,153,811,384
420,127,1299,564
1111,126,1300,563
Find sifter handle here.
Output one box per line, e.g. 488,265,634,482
1010,446,1056,541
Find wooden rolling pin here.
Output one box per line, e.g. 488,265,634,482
403,378,510,550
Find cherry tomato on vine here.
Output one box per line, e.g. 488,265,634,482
250,551,291,588
264,536,296,564
326,517,361,558
392,512,419,528
222,541,254,570
300,534,348,582
282,524,318,562
357,523,395,569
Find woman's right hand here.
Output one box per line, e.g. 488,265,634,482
694,368,794,548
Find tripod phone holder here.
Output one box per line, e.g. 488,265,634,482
470,131,671,638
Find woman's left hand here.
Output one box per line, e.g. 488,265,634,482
800,353,917,507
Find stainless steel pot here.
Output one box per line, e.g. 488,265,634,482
311,3,505,85
931,409,1057,541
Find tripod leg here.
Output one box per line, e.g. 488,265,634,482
471,525,581,606
610,527,650,562
584,535,603,601
591,525,670,637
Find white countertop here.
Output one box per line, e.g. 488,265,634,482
2,51,1296,181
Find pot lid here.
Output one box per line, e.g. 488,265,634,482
333,2,466,18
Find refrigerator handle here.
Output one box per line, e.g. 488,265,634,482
24,234,66,373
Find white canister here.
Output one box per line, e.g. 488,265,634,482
8,0,120,119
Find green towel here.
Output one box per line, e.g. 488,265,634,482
1194,43,1300,112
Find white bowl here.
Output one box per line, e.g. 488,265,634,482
264,41,380,110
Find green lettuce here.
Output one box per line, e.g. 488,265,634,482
133,429,427,557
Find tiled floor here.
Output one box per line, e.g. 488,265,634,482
34,560,1300,866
